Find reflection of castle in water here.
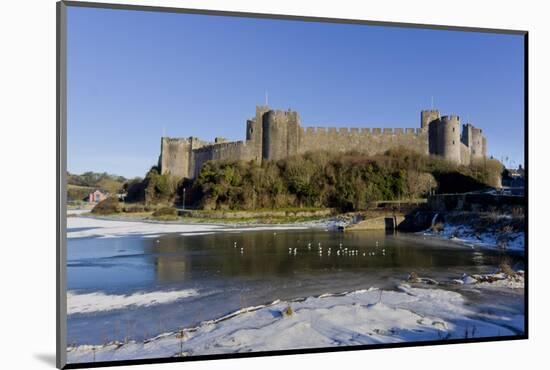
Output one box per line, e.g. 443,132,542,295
154,255,190,283
152,238,191,283
153,232,294,283
159,106,488,179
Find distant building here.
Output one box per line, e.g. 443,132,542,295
88,189,108,203
502,165,525,193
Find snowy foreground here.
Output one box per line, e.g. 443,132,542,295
67,282,523,363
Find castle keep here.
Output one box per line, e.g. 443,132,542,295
159,106,487,179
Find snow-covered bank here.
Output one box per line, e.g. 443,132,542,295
67,216,309,239
67,284,524,363
451,270,525,289
67,289,199,315
423,223,524,253
67,209,91,216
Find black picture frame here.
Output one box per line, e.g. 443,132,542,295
56,1,528,368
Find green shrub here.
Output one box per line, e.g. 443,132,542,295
152,207,178,217
123,178,146,203
283,306,294,317
122,204,145,213
67,185,94,202
91,197,121,215
141,167,180,205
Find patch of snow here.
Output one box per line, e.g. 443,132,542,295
449,271,524,289
67,289,199,315
67,209,91,216
179,232,216,236
423,223,524,253
475,279,524,289
462,275,478,285
67,217,307,239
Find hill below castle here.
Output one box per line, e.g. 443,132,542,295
124,148,502,213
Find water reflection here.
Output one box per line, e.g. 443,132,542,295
68,230,520,291
149,230,515,283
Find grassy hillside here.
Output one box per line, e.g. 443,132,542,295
190,148,503,212
67,184,95,202
67,171,128,200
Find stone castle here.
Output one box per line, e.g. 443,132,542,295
159,106,487,179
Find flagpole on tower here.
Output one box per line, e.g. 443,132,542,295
265,90,269,106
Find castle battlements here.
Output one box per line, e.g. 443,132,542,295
441,115,460,122
301,126,422,136
193,140,247,153
159,105,487,179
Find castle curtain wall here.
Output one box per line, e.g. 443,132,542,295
192,141,254,178
160,106,486,180
298,127,429,156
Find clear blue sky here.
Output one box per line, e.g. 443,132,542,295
67,6,525,178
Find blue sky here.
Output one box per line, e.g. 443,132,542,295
67,6,525,178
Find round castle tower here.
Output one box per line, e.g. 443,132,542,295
438,115,461,163
262,110,289,161
262,109,299,161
